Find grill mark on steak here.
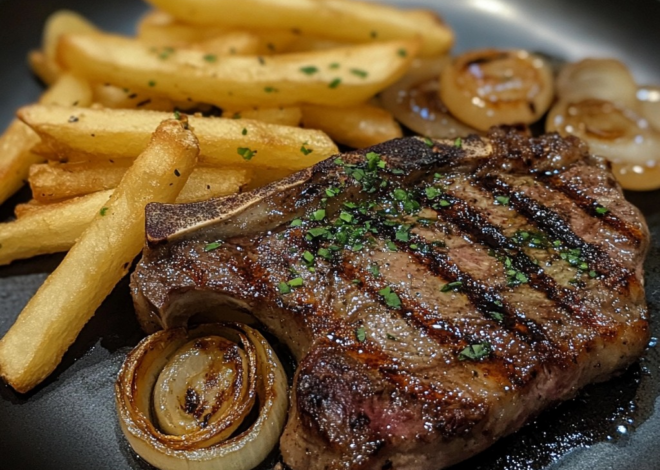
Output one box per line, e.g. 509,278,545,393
538,173,644,246
477,175,637,292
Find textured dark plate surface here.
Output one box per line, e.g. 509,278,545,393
0,1,659,469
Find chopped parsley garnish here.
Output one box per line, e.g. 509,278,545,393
307,227,329,238
311,209,326,221
329,62,340,69
203,54,217,63
300,66,319,75
397,48,407,57
488,311,504,322
424,137,434,147
395,225,410,242
454,137,463,148
329,78,342,88
204,241,223,252
318,247,332,260
378,286,402,309
595,206,609,216
277,282,291,294
232,112,242,119
589,270,598,278
173,110,181,120
99,207,109,216
326,187,340,197
242,128,248,135
369,263,380,277
302,251,315,265
458,342,492,361
350,68,368,78
300,143,313,155
441,281,463,293
237,147,257,161
355,327,366,342
495,195,510,206
339,212,354,223
425,186,442,200
290,218,302,227
386,333,397,341
386,241,398,251
264,86,278,93
288,277,304,288
148,80,156,87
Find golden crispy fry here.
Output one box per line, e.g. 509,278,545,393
301,103,402,148
58,32,419,108
227,107,302,127
137,10,297,54
19,105,337,169
29,162,249,202
28,50,62,85
0,74,92,205
145,0,453,57
0,120,199,393
283,36,353,53
91,83,175,111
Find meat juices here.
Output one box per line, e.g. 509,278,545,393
131,128,650,470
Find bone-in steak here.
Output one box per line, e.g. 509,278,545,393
131,129,650,470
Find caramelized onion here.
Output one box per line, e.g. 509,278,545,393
116,323,287,470
439,49,554,131
379,55,477,138
556,58,638,109
638,85,660,131
611,161,660,192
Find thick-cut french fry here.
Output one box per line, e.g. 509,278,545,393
0,74,92,205
19,105,337,169
58,32,419,108
301,103,402,148
91,83,175,111
145,0,453,57
29,162,250,202
0,120,198,393
228,107,302,127
137,10,297,54
28,50,61,85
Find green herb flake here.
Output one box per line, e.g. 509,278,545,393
204,241,223,252
589,270,598,278
395,225,410,242
326,187,340,198
203,54,217,63
425,186,442,200
302,251,315,264
232,112,242,119
595,206,609,216
441,281,463,293
397,48,407,57
458,342,492,361
242,128,248,136
350,68,368,78
355,327,367,343
311,209,326,221
300,66,319,75
290,218,303,227
495,196,510,206
278,282,291,294
100,207,109,216
288,277,304,288
378,286,402,309
318,247,332,260
329,62,340,69
237,147,257,161
308,227,329,238
329,78,342,89
368,263,380,277
264,86,278,93
424,137,434,147
148,80,156,87
454,137,462,148
489,311,504,322
386,241,398,252
340,212,354,223
173,110,181,120
300,143,313,155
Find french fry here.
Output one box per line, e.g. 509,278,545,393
58,32,419,108
43,10,99,65
301,103,402,148
0,120,198,393
0,74,92,205
145,0,453,57
228,107,302,127
137,10,297,54
19,105,337,169
28,50,61,85
29,162,250,202
91,83,175,111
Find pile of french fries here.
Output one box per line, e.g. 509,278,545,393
0,0,453,392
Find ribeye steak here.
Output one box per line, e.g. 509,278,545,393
131,128,650,470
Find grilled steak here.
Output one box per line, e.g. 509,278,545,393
131,128,650,470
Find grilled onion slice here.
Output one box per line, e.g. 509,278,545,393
379,56,478,138
439,49,554,131
116,323,288,470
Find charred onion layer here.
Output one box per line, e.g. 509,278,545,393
115,323,288,470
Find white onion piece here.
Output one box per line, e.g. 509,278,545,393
611,161,660,191
638,85,660,131
557,58,639,109
116,323,288,470
439,49,554,131
547,99,660,166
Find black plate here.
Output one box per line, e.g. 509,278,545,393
1,1,659,469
